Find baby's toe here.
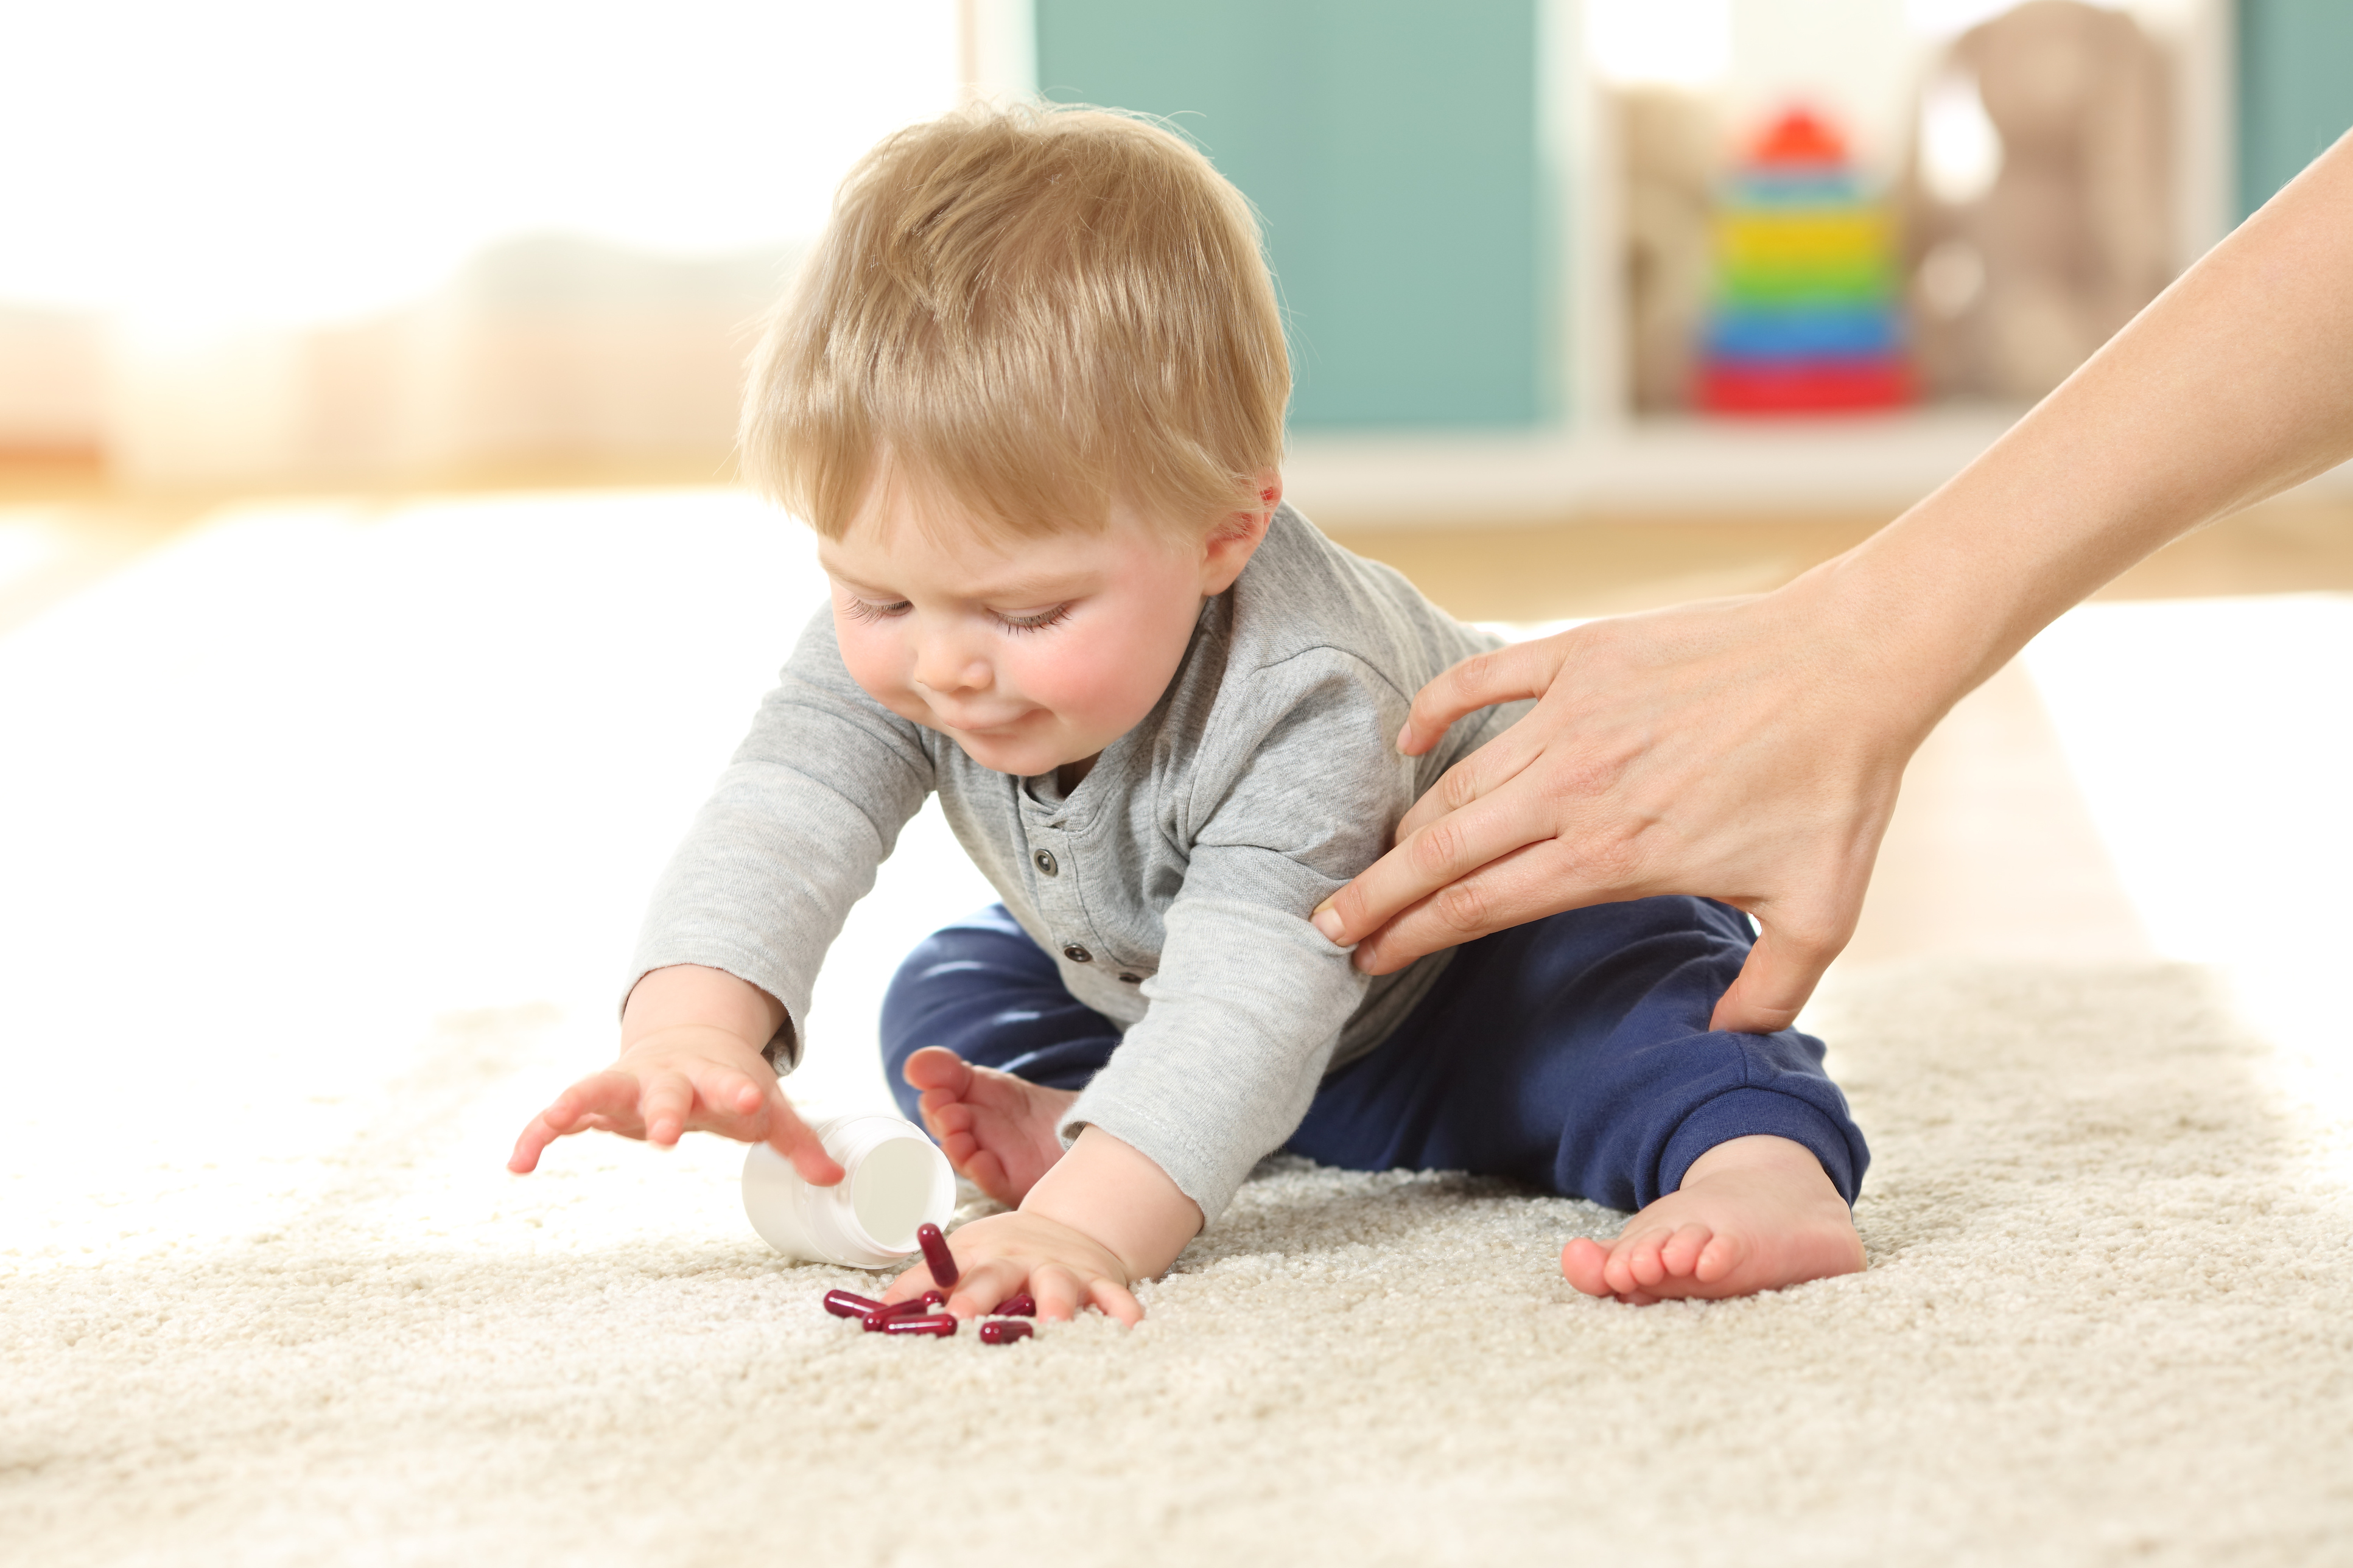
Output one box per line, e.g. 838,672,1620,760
1608,1230,1669,1293
1658,1222,1714,1279
961,1147,1019,1206
1694,1228,1750,1285
901,1046,971,1093
924,1094,976,1134
1560,1237,1613,1297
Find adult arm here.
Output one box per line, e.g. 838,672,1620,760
1314,129,2353,1032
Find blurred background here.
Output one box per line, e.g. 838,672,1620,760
4,0,2349,501
3,2,2352,1237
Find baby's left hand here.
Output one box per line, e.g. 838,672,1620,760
878,1210,1143,1326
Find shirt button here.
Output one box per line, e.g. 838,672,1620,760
1033,849,1057,877
1062,944,1092,964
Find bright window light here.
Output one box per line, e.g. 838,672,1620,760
1906,0,2139,40
0,2,959,330
1587,0,1731,88
1904,0,2023,35
1920,68,2004,204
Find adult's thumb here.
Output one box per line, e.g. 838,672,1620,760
1708,926,1835,1035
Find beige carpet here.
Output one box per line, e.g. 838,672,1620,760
7,961,2352,1567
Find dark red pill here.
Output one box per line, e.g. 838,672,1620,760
980,1320,1033,1345
882,1313,958,1337
992,1292,1036,1317
919,1289,947,1308
822,1289,882,1320
860,1298,929,1331
916,1222,959,1288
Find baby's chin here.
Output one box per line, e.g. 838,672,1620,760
940,725,1076,779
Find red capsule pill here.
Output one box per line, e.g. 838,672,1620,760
916,1222,959,1288
980,1320,1033,1345
882,1313,958,1337
860,1298,929,1331
822,1289,882,1320
919,1289,947,1308
992,1292,1036,1317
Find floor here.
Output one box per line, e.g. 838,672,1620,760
16,961,2348,1567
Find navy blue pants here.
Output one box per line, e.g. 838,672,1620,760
880,898,1868,1211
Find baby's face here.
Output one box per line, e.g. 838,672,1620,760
819,486,1268,779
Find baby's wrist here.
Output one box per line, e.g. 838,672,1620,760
1020,1127,1203,1281
615,1021,771,1073
619,964,786,1063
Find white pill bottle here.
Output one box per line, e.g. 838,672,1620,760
741,1113,955,1269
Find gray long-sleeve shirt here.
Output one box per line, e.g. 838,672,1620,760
629,506,1523,1222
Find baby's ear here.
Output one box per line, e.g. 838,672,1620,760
1198,470,1282,593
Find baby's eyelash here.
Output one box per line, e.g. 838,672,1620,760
843,597,911,623
995,604,1070,634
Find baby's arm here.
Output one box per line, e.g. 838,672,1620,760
507,964,843,1185
511,610,932,1182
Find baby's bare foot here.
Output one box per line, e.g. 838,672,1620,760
1560,1135,1864,1304
901,1046,1076,1207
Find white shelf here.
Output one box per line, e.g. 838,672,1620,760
1289,403,2353,527
1287,405,2027,524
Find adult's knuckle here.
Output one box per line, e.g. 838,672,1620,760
1453,649,1503,697
1439,760,1485,810
1532,750,1626,810
1432,878,1490,935
1408,819,1467,877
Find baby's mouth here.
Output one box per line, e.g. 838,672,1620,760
938,706,1035,737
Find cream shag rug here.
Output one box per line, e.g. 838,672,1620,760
8,961,2353,1567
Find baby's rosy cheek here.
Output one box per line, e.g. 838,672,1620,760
1029,659,1125,720
836,637,907,705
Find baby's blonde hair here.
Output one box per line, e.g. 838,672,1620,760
740,103,1289,540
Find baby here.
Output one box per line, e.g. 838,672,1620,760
509,104,1869,1316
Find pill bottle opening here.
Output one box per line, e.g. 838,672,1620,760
849,1136,944,1253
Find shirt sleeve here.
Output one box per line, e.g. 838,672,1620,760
626,606,935,1070
1059,646,1414,1221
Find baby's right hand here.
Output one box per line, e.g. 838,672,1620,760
505,1024,844,1184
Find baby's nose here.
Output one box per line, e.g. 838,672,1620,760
912,637,992,696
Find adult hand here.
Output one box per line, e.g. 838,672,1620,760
1319,130,2353,1034
1314,572,1922,1034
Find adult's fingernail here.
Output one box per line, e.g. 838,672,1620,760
1310,906,1345,944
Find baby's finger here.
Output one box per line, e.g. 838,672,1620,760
943,1259,1026,1320
1085,1276,1144,1326
542,1071,647,1132
760,1087,844,1186
636,1071,695,1147
880,1258,939,1306
672,1057,768,1130
1030,1265,1088,1323
507,1072,640,1171
507,1111,565,1174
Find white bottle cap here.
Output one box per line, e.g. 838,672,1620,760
741,1113,955,1269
